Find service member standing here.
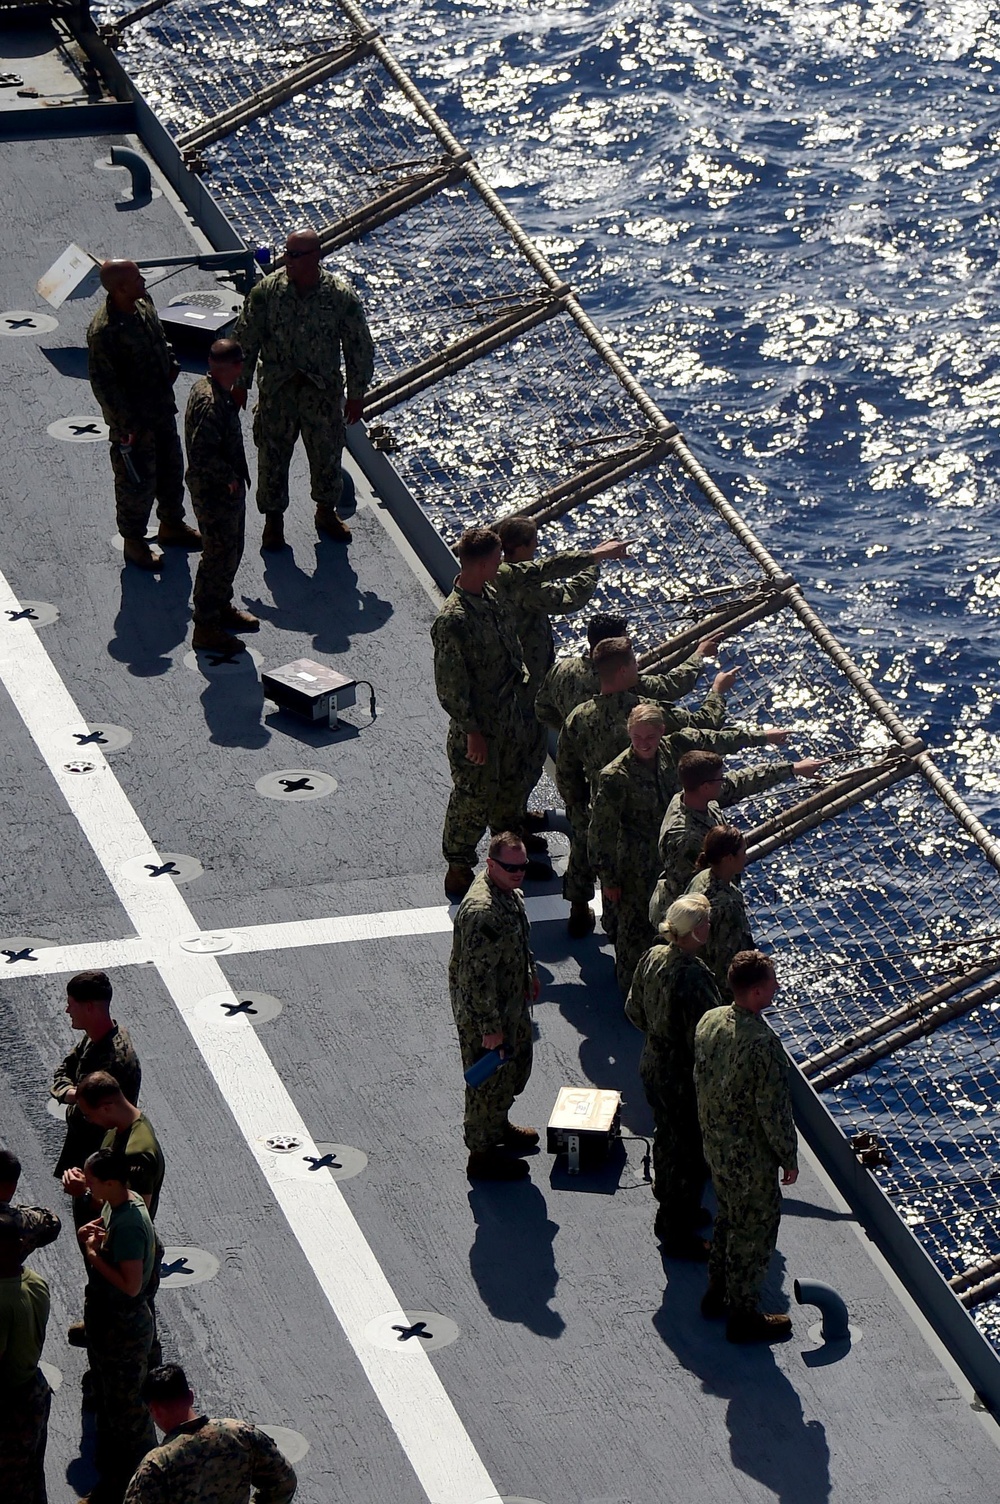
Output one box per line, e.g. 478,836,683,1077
234,226,374,550
686,826,755,1000
432,527,536,899
87,260,202,570
0,1151,60,1257
184,338,256,655
0,1211,51,1504
625,894,721,1258
449,833,540,1182
125,1364,297,1504
78,1149,159,1503
694,950,799,1343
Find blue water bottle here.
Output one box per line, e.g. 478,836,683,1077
464,1048,507,1088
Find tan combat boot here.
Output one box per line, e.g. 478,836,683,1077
315,506,352,543
567,900,596,938
444,863,475,900
222,604,260,632
192,623,246,655
502,1122,539,1154
122,537,163,571
157,520,202,549
726,1309,792,1344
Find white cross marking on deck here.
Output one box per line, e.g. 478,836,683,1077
0,573,499,1504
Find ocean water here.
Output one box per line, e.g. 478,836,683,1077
362,0,1000,825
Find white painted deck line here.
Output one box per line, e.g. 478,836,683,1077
3,897,580,979
0,576,498,1504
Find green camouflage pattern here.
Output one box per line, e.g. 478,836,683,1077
0,1367,50,1504
494,551,598,695
449,871,536,1151
650,761,794,923
85,1297,157,1502
625,944,722,1233
186,376,249,624
535,650,705,733
694,1003,798,1312
87,295,185,538
0,1202,60,1255
87,296,177,435
235,269,373,516
123,1416,297,1504
588,743,679,990
554,683,725,904
52,1023,141,1178
685,868,755,1001
432,581,535,864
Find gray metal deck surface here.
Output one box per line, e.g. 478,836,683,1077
1,108,999,1504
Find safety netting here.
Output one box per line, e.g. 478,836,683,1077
91,0,1000,1347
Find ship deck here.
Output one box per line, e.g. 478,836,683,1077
1,29,1000,1503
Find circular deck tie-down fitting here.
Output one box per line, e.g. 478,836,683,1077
0,936,59,965
6,602,60,628
62,723,133,753
255,769,338,802
1,310,58,336
120,853,203,885
196,990,283,1027
47,414,108,443
258,1427,310,1465
364,1310,459,1353
158,1247,220,1289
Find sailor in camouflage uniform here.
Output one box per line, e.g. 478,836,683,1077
557,637,769,938
535,612,626,732
493,519,628,837
87,260,201,570
432,528,536,898
650,747,825,925
685,826,754,1001
625,894,721,1257
0,1150,60,1258
125,1364,296,1504
184,339,255,656
234,226,374,550
0,1212,51,1504
449,833,540,1181
694,950,799,1343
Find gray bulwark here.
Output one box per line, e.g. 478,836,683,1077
0,22,998,1504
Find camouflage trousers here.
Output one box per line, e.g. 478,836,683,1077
84,1295,157,1503
640,1064,707,1238
0,1368,50,1504
704,1155,782,1314
109,418,185,539
459,1011,533,1152
253,377,346,515
190,481,246,624
521,717,549,818
443,715,536,867
613,889,657,994
563,803,596,905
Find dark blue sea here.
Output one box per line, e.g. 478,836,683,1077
364,0,1000,827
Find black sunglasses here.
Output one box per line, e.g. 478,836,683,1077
492,857,528,873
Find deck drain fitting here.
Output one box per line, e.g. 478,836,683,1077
255,769,338,802
258,1427,310,1465
121,853,203,885
7,602,60,628
179,932,236,955
0,936,59,964
197,990,282,1026
63,760,98,775
364,1310,459,1353
65,723,133,753
306,1143,368,1182
158,1246,220,1288
1,310,58,336
47,414,108,443
263,1134,304,1155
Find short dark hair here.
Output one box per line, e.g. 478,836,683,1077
587,613,627,651
0,1148,21,1183
77,1072,124,1108
494,516,538,556
457,527,501,562
142,1364,193,1404
727,949,774,993
0,1210,22,1248
209,337,243,363
695,824,745,871
488,831,525,859
67,970,113,1005
677,750,725,793
85,1148,129,1185
592,636,633,680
